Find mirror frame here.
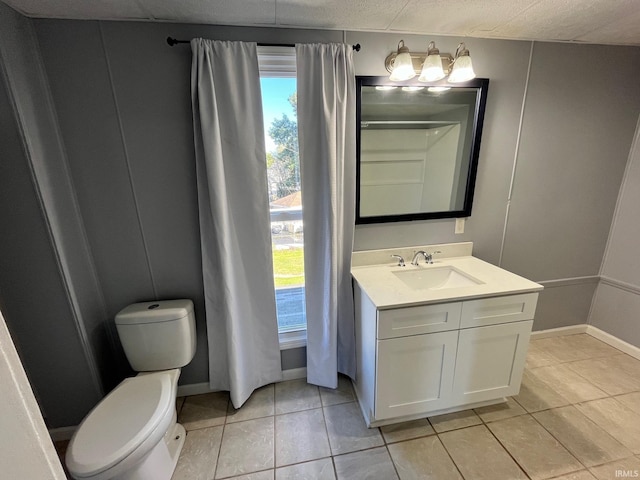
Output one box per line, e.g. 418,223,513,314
355,76,489,224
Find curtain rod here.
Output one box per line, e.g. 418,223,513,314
166,36,361,51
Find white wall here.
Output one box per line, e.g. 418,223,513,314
589,118,640,346
0,308,66,479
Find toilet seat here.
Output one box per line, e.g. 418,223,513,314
66,369,178,479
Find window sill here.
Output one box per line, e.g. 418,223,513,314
279,329,307,350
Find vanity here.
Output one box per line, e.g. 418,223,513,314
351,242,543,427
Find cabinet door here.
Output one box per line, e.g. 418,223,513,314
452,320,532,404
376,330,458,420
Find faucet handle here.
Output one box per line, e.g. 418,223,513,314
390,254,405,267
426,250,442,264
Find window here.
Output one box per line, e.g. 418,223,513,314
258,47,306,346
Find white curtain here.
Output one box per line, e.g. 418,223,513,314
191,38,282,408
296,43,357,389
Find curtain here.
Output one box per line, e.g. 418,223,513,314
296,43,357,389
191,38,282,408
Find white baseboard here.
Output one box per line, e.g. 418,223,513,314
281,367,307,381
531,323,640,361
586,325,640,361
49,425,76,442
177,382,216,397
530,324,588,339
176,369,307,398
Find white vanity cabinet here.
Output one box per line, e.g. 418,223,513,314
353,285,538,427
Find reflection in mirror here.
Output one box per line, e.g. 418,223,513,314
356,77,489,224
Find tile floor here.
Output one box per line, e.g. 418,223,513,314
57,334,640,479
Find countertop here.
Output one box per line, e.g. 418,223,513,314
351,255,544,309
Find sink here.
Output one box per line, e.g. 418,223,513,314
392,266,483,290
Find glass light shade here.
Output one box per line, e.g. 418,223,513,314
419,53,445,82
390,52,416,81
448,55,476,83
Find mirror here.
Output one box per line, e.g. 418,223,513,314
356,77,489,224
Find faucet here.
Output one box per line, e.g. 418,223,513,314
411,250,442,265
390,254,405,267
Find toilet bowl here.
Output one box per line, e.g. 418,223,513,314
66,369,184,480
66,299,196,480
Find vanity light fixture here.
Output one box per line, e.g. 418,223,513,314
388,40,416,81
386,40,476,84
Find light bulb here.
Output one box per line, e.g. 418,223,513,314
389,40,416,81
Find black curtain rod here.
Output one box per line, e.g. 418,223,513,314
167,36,361,51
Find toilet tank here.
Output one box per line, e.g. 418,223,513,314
115,299,196,372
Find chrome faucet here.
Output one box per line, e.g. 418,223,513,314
411,250,442,265
390,254,405,267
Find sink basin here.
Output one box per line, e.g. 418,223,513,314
392,266,483,290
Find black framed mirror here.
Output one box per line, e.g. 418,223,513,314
356,76,489,224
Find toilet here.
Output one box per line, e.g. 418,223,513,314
66,299,196,480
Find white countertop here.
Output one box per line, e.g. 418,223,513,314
351,256,543,309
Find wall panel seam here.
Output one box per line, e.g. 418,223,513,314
98,21,158,298
498,40,534,267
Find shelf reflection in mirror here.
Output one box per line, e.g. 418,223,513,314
356,76,489,224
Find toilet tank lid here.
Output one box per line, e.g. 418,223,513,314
115,299,194,325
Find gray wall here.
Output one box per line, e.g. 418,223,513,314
0,2,103,427
348,32,640,332
589,119,640,345
1,8,640,428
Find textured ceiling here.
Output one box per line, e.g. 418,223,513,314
3,0,640,46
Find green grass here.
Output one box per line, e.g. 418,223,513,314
272,247,304,288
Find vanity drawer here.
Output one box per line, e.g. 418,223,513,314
460,293,538,328
377,302,462,339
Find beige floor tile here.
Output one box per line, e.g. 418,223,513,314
526,340,561,368
439,425,527,480
172,426,223,480
319,375,355,407
388,435,462,480
576,397,640,454
534,335,619,364
487,414,583,480
474,397,527,423
589,456,640,480
528,363,608,404
428,409,482,433
334,447,398,480
615,392,640,415
380,419,435,444
215,417,274,479
179,391,229,430
550,471,597,480
566,355,640,395
513,369,571,413
323,402,384,455
533,405,633,467
275,458,336,480
275,408,330,467
275,379,321,414
227,471,274,480
227,384,274,424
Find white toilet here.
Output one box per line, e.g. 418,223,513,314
66,299,196,480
